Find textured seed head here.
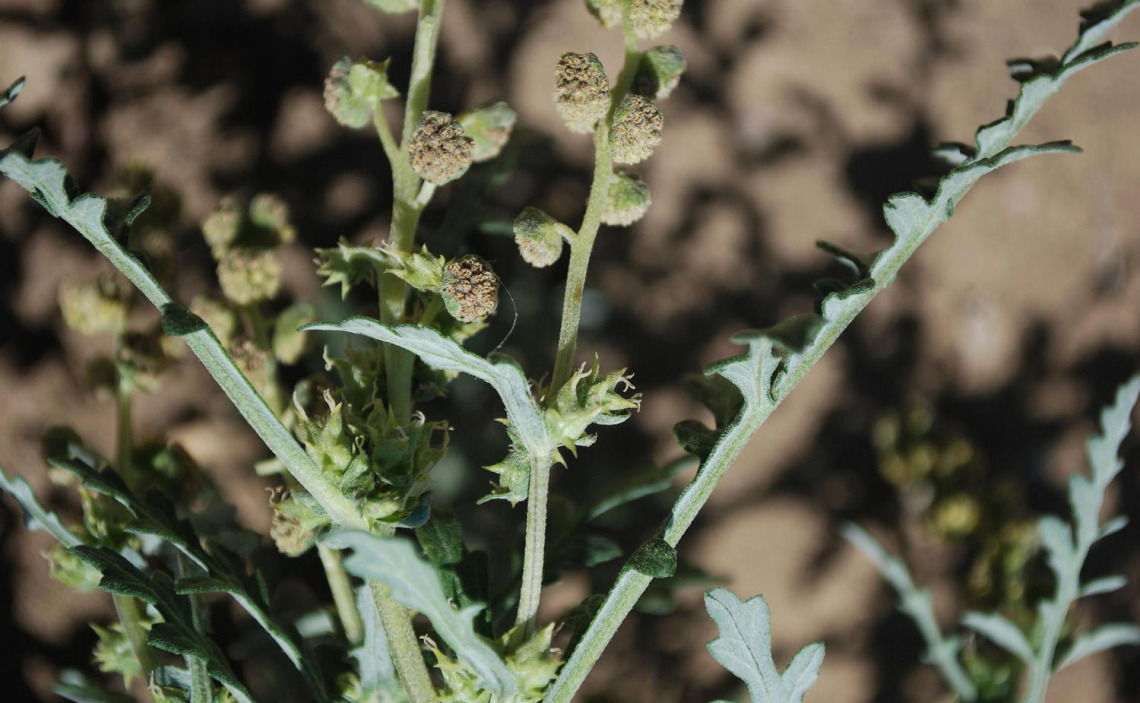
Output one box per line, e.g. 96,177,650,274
460,101,518,162
202,198,242,256
323,57,398,129
611,94,663,164
584,0,623,28
408,111,474,184
602,171,652,226
554,52,611,134
441,255,499,323
629,0,684,40
59,274,132,335
513,207,570,268
217,248,282,305
632,45,687,100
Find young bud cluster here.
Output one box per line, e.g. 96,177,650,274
441,255,499,323
629,0,684,40
201,198,242,256
585,0,623,29
632,45,687,100
249,193,296,244
323,57,399,129
554,52,611,134
459,101,518,162
610,94,663,164
217,248,282,305
408,111,474,184
513,207,571,268
59,274,132,335
602,171,652,226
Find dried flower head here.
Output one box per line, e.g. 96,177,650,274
323,57,399,129
460,101,518,162
217,248,282,305
59,273,132,335
513,207,571,268
602,171,652,226
441,255,499,323
632,45,687,100
629,0,684,40
554,52,611,134
611,94,663,164
408,111,474,184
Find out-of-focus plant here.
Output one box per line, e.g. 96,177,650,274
0,1,1139,701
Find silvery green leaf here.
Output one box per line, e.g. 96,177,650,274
1079,575,1127,598
353,586,407,702
0,464,82,547
1056,623,1140,671
52,669,135,703
326,530,517,698
703,587,824,703
0,76,25,109
305,317,552,502
961,612,1034,664
1097,515,1128,540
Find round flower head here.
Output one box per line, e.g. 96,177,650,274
59,274,132,335
408,111,474,185
441,255,499,323
602,171,652,226
201,198,242,256
610,94,663,165
217,248,282,305
554,52,611,134
629,0,684,40
513,207,571,268
250,193,296,244
632,45,687,100
460,101,518,162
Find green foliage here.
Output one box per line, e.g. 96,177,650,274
703,588,825,703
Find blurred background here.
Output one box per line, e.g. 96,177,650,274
1,0,1140,701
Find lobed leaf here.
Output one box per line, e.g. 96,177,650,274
0,464,82,548
1056,623,1140,671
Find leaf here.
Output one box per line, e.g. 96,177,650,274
306,317,552,503
961,612,1034,664
628,538,677,579
352,586,405,701
52,669,136,703
363,0,419,13
0,76,25,109
0,464,82,547
1056,623,1140,671
326,529,517,698
587,455,694,520
1079,575,1127,598
703,587,824,703
71,546,254,703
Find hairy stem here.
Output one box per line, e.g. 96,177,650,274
319,543,364,646
371,581,437,702
515,22,643,638
178,553,214,703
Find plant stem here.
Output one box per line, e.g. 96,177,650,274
177,553,214,703
319,543,364,646
515,22,643,638
371,580,438,702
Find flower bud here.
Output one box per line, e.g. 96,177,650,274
632,45,687,100
408,111,474,184
602,171,652,226
441,255,499,323
610,94,663,164
629,0,684,40
249,193,296,244
585,0,623,29
217,248,282,305
554,52,610,134
191,295,240,349
513,207,571,268
59,273,132,335
202,198,242,256
323,57,399,129
459,101,518,162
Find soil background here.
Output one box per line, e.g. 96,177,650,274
2,1,1140,701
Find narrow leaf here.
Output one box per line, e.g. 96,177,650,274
0,464,82,547
961,612,1034,664
1057,623,1140,671
1079,575,1127,598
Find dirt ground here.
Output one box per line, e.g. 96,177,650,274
1,0,1140,701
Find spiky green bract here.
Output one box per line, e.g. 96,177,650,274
325,530,519,699
315,240,392,299
632,46,686,100
544,358,641,461
547,3,1140,700
324,57,400,129
843,524,978,701
304,318,554,504
704,588,824,703
431,624,562,703
460,101,518,162
93,617,158,685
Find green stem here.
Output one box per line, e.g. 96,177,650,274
515,22,643,639
370,580,438,703
319,543,364,646
177,553,214,703
401,0,446,149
